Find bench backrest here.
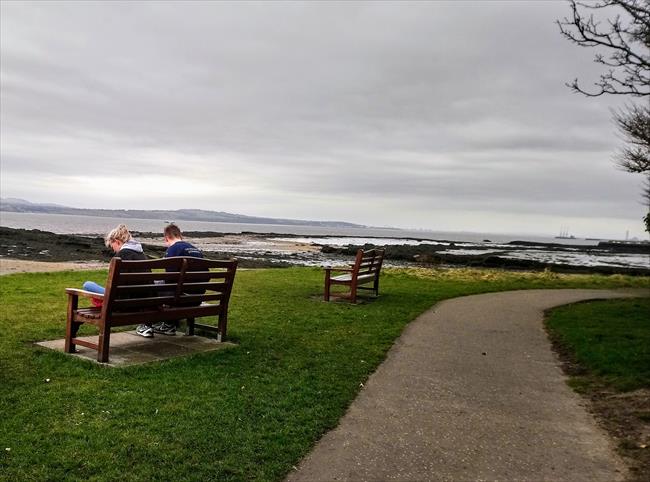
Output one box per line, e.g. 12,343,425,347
101,256,237,316
352,248,385,277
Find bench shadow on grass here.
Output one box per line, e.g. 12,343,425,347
309,293,381,304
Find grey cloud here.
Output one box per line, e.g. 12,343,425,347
1,1,646,237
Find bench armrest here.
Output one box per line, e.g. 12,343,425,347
65,288,104,300
324,266,353,273
325,266,355,280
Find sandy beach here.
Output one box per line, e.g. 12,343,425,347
0,258,107,275
0,234,320,275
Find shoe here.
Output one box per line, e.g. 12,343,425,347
135,324,154,338
152,321,176,336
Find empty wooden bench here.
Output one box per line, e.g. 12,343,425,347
324,248,385,303
65,256,237,363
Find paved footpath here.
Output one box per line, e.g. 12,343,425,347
287,289,649,482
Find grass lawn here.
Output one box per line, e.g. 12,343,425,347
546,298,650,392
1,266,648,481
545,298,650,480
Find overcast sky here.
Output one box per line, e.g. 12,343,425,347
1,1,647,239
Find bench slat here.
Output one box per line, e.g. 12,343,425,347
110,304,222,326
71,338,99,350
114,283,178,292
183,271,231,281
113,282,230,294
117,272,183,283
117,271,231,283
331,274,352,282
111,295,177,310
184,259,237,269
112,258,185,271
182,281,230,291
178,293,224,303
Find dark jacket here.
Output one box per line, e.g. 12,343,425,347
117,248,146,261
115,239,147,261
165,241,203,258
113,240,149,303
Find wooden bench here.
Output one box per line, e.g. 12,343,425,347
324,248,385,303
65,256,238,363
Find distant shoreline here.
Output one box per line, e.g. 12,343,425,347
4,209,640,246
1,226,648,276
0,198,364,229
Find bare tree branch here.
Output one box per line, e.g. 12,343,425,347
557,0,649,97
613,103,650,173
558,0,650,232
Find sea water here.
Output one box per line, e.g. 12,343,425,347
1,211,648,269
0,211,596,244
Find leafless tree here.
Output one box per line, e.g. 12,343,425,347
558,0,649,97
613,103,650,174
558,0,650,232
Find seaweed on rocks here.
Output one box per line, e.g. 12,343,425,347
0,227,285,268
2,226,648,274
320,241,650,276
0,227,110,262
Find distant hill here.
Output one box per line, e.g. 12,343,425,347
0,198,364,228
2,197,67,208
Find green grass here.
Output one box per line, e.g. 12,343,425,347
545,297,650,392
1,267,648,480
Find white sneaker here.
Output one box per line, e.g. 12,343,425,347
135,324,154,338
152,321,176,336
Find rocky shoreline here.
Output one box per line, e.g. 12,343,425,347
321,240,650,275
1,226,648,275
0,227,279,268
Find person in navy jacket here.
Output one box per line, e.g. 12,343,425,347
148,224,205,336
163,223,204,259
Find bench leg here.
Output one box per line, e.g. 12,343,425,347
349,283,358,304
324,275,331,301
186,317,195,336
217,313,227,342
97,324,110,363
65,295,80,353
65,319,82,353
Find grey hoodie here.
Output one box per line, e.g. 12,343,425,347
117,239,146,260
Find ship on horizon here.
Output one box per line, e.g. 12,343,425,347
555,226,576,240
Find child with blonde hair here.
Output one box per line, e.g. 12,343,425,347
103,224,147,260
82,224,150,335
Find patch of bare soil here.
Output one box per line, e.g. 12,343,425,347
590,388,650,482
0,258,108,275
547,332,650,481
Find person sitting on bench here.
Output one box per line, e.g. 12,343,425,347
82,224,147,308
150,224,204,336
163,223,203,259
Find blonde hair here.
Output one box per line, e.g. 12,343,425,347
105,224,133,247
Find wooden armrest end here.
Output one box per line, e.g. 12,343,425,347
65,288,104,299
